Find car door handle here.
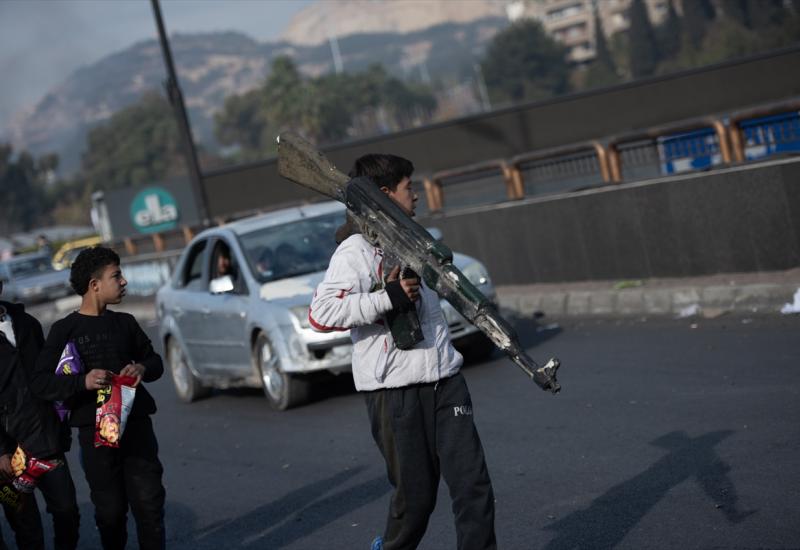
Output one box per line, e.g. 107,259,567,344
202,307,211,315
171,306,183,317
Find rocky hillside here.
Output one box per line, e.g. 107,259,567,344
5,13,508,174
280,0,507,45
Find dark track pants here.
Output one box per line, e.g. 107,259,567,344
78,416,166,550
38,460,81,549
365,372,496,550
1,456,80,550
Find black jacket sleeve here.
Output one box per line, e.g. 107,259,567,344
30,318,86,402
0,426,17,457
129,315,163,383
21,312,45,384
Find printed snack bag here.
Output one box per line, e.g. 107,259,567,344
54,341,84,421
0,446,63,510
95,375,138,448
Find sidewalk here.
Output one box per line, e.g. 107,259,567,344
495,268,800,318
28,268,800,326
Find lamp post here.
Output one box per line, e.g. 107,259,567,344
150,0,210,224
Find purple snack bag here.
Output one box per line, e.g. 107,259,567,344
54,341,83,421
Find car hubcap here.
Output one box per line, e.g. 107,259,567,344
260,341,283,402
170,341,190,396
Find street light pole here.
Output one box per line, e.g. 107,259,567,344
150,0,210,224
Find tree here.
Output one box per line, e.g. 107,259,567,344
682,0,716,49
480,19,570,104
719,0,750,27
81,92,185,193
627,0,659,78
656,0,682,60
0,145,50,232
747,0,788,29
585,11,619,88
215,57,437,159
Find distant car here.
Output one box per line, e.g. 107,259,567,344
52,235,102,271
156,201,497,410
0,252,73,304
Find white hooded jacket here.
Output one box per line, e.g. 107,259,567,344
310,233,463,391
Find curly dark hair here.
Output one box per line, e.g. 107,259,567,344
348,154,414,190
70,246,120,296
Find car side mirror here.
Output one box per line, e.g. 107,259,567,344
209,275,235,294
427,227,443,241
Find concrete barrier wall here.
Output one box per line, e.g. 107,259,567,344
203,46,800,218
417,158,800,285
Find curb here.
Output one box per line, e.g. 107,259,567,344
496,282,800,318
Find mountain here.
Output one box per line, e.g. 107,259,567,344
4,16,508,175
280,0,507,45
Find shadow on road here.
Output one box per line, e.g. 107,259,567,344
166,466,389,548
542,430,756,550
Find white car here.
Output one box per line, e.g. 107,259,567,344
156,202,496,410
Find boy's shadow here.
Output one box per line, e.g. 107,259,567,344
172,465,389,549
543,430,756,550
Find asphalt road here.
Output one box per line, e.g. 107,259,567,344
3,314,800,549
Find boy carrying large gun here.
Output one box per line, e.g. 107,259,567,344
310,154,497,550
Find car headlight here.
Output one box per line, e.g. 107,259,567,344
289,305,311,329
461,262,491,287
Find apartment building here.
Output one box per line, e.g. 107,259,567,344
507,0,673,63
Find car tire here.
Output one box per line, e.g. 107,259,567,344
254,332,310,411
168,336,211,403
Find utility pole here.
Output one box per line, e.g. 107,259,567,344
150,0,210,224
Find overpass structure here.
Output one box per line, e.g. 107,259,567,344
112,46,800,289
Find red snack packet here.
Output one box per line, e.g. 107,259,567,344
95,375,138,448
3,446,63,498
13,456,62,493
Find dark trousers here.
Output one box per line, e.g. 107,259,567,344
1,456,80,550
78,416,166,550
2,491,43,550
365,372,496,550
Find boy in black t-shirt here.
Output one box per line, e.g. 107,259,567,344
31,247,166,550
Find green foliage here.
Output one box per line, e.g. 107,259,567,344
627,0,659,78
657,2,800,75
81,92,186,193
214,57,437,160
480,19,570,105
656,0,682,60
0,145,52,232
585,12,619,88
682,0,716,49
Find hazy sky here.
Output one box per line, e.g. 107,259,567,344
0,0,311,128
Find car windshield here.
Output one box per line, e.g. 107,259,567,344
239,212,344,283
8,256,52,278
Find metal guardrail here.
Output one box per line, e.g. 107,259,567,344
418,99,799,213
424,159,520,212
511,141,610,196
728,99,800,163
606,118,732,182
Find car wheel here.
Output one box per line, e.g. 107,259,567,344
254,332,310,410
168,336,210,403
